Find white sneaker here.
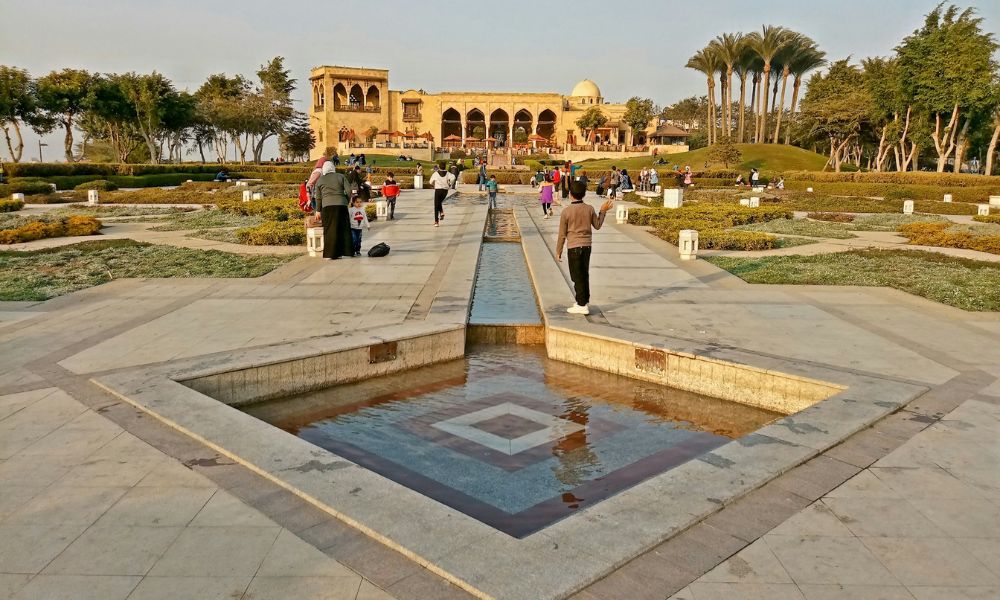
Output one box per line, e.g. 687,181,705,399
544,214,549,220
566,304,590,315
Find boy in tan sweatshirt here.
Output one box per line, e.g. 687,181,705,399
555,181,614,315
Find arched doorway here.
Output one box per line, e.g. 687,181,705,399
536,109,556,140
333,83,347,110
489,109,509,146
365,85,380,110
466,109,486,140
348,84,363,109
513,109,532,145
441,108,462,141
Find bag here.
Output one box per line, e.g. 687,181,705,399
367,242,390,257
298,182,311,211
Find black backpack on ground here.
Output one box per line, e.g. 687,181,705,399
368,242,390,257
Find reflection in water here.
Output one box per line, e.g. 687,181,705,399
243,345,782,537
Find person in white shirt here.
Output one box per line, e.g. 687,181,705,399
348,196,371,256
429,166,454,227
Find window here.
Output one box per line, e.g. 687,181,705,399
402,100,421,121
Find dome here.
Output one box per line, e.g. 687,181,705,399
571,79,601,98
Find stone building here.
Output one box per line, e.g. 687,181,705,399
308,65,688,162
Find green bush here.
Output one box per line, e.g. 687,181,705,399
235,219,306,245
898,222,1000,255
74,179,118,192
781,181,1000,204
0,216,101,244
0,199,24,212
0,179,54,196
699,229,778,250
781,193,981,215
781,170,1000,188
365,203,377,222
216,197,302,220
973,214,1000,224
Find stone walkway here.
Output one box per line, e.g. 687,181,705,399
3,186,1000,599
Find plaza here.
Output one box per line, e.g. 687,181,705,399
2,185,1000,600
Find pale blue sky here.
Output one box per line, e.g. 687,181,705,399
3,0,999,161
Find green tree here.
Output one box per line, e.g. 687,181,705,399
784,45,827,145
79,74,145,163
249,56,296,163
118,72,178,164
196,73,251,162
746,26,792,143
622,97,655,145
574,106,607,146
710,33,744,139
686,48,721,144
279,112,314,161
798,59,875,171
0,66,45,163
896,4,999,171
35,68,95,161
707,138,742,168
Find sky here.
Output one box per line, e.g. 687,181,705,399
3,0,1000,162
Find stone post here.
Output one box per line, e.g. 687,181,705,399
978,204,991,216
252,192,263,200
242,190,252,202
376,199,388,218
943,193,952,203
306,227,324,257
749,197,760,208
903,200,914,215
990,195,1000,208
678,230,699,260
663,188,683,209
615,204,629,224
11,193,24,202
87,190,99,206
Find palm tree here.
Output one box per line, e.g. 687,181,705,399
746,54,765,143
783,45,827,144
771,33,812,143
686,47,722,145
709,33,744,139
746,25,791,143
733,43,756,143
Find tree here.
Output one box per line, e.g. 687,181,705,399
896,5,999,172
772,34,817,144
575,106,607,146
0,66,45,162
734,44,759,143
798,60,874,171
784,46,827,145
686,48,721,145
35,69,94,161
746,26,791,143
196,73,251,162
79,74,145,163
710,33,744,139
118,72,179,164
160,91,196,162
365,125,379,143
622,97,655,145
279,112,314,161
707,139,742,168
249,56,296,163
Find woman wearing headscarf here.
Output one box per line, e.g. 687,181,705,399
306,157,327,210
313,161,354,259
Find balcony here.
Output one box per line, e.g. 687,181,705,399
335,105,381,113
402,113,422,122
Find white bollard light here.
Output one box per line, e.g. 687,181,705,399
306,227,324,257
749,197,761,208
242,190,252,202
979,204,991,216
663,188,683,209
252,192,263,200
903,200,914,215
739,198,750,207
413,173,423,189
11,193,25,202
376,199,388,218
87,190,99,206
943,193,952,203
615,203,629,224
678,229,699,260
806,187,814,193
235,181,248,187
990,195,1000,208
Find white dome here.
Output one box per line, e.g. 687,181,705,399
571,79,601,98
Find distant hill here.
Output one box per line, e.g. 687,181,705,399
577,144,829,173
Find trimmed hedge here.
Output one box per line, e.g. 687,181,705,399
898,222,1000,255
628,204,789,250
781,181,1000,203
0,216,101,244
235,219,306,245
0,199,24,212
216,198,303,221
973,214,1000,224
74,179,118,192
0,179,54,196
807,212,855,223
782,193,982,215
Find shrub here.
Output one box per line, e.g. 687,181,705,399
0,179,54,197
216,197,302,221
781,193,981,215
74,179,118,191
781,180,1000,204
897,222,1000,255
235,219,306,245
0,199,24,212
973,214,1000,224
807,212,855,223
0,216,101,244
460,170,532,185
780,170,1000,188
365,203,377,222
700,229,778,250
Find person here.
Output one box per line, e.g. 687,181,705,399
551,164,561,193
595,173,607,197
485,174,499,209
306,157,327,210
639,167,648,191
448,161,460,189
620,169,633,192
609,166,621,200
533,168,544,188
569,160,577,178
347,153,356,167
348,196,371,257
313,161,354,259
649,168,659,191
556,181,614,315
214,169,229,182
560,165,571,200
358,153,366,166
775,176,785,190
429,166,452,226
331,154,340,167
478,160,488,191
576,169,588,192
344,165,362,198
683,170,693,187
735,174,745,187
382,172,400,220
539,174,555,219
750,168,760,188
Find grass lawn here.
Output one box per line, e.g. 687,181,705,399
736,218,857,239
577,144,829,173
148,210,262,231
707,249,1000,311
47,205,195,218
849,214,949,231
0,239,298,301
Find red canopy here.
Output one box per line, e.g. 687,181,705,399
443,134,462,141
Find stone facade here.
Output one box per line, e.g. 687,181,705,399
308,66,689,161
